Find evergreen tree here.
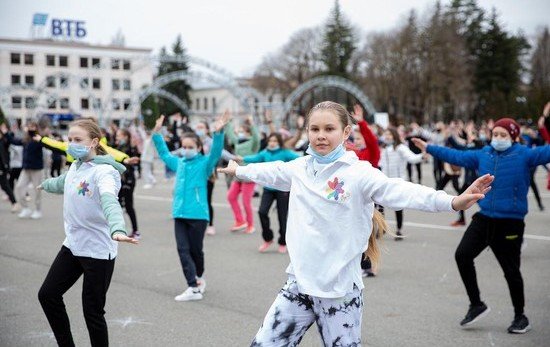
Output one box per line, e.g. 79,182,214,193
529,27,550,117
157,35,192,115
320,0,357,77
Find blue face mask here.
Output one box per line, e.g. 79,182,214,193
118,139,127,146
180,148,198,159
491,139,512,152
68,143,92,160
306,143,346,164
237,132,247,140
268,146,280,152
196,130,206,138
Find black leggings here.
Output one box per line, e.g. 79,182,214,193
51,160,62,177
406,162,422,183
118,185,138,232
529,167,543,209
455,213,525,316
207,180,214,226
0,169,16,204
9,167,22,191
38,246,115,347
258,189,290,245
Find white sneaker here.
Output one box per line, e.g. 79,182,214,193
196,277,206,294
18,208,32,219
205,226,216,236
31,210,43,219
11,203,21,213
174,287,203,302
143,184,153,189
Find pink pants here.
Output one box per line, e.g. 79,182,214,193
227,181,255,226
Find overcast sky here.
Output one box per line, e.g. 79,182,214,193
1,0,548,76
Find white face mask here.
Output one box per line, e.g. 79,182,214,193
491,139,512,152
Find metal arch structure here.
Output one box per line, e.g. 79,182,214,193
144,88,191,115
282,75,377,117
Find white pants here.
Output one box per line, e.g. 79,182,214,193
141,161,156,185
251,277,363,347
15,169,42,210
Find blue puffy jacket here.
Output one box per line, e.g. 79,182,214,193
153,131,224,221
427,143,550,220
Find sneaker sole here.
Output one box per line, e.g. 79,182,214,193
508,324,531,334
461,307,491,327
174,295,203,302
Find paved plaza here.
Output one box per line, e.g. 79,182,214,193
1,162,549,346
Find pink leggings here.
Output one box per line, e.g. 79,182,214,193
227,181,255,226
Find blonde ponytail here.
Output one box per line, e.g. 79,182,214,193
363,209,390,267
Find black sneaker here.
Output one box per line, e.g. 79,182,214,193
460,302,490,327
507,315,531,334
394,230,404,241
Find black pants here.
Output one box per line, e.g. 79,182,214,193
529,167,543,209
118,185,138,233
174,218,208,287
38,246,115,347
432,158,443,188
0,169,16,204
51,160,62,177
406,162,422,184
207,180,214,226
455,213,525,316
258,189,290,245
9,167,22,191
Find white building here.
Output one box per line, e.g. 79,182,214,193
0,37,153,125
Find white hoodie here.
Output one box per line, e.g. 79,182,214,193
236,151,455,298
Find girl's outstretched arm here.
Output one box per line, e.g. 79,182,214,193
218,159,293,191
151,115,179,172
38,172,68,194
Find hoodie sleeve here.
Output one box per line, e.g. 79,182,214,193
205,131,224,176
152,133,179,172
235,160,294,192
358,120,380,167
363,165,455,212
526,145,550,167
96,166,126,236
427,144,480,170
397,144,424,164
41,172,68,194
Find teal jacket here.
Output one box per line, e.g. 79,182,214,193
243,148,300,191
153,131,224,221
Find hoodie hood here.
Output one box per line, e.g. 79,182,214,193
89,155,127,174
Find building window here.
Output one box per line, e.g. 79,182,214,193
123,79,131,91
80,57,88,68
123,99,131,110
111,59,120,69
212,97,216,111
112,99,120,110
25,75,34,86
11,53,21,64
59,55,68,67
112,79,120,91
25,97,36,109
81,98,89,110
24,54,34,65
46,55,55,66
46,76,56,88
12,96,22,109
195,98,200,110
92,78,101,89
11,75,21,85
60,98,69,109
59,76,69,89
91,57,100,67
80,78,89,89
48,99,57,109
123,60,131,70
93,98,102,110
204,98,208,110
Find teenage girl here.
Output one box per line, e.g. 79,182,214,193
152,112,229,302
37,119,137,346
219,101,492,345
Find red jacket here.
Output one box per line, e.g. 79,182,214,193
346,120,380,168
540,126,550,144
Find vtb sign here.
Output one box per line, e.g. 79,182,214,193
32,13,87,39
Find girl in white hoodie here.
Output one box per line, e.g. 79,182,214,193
219,101,493,346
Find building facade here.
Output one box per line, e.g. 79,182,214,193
0,38,153,125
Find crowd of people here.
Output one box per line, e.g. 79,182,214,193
1,100,549,345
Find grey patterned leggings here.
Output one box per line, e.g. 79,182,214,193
251,277,363,347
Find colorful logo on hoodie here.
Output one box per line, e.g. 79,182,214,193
326,177,350,202
77,180,93,197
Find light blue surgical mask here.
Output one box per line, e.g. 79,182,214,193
384,139,394,146
237,132,247,140
181,148,198,159
196,130,206,138
67,143,92,160
268,146,280,152
306,143,346,164
491,139,512,152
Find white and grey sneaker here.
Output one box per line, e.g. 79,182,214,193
196,277,206,294
18,208,32,219
174,287,203,302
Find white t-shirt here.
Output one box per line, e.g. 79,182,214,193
62,161,122,260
